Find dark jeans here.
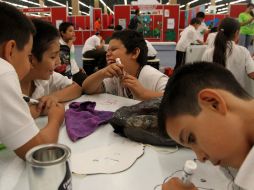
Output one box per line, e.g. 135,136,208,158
83,49,106,69
175,51,186,70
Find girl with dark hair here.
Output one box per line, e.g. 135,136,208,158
20,19,83,118
82,30,168,100
202,17,254,96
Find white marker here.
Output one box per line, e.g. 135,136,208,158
181,160,197,185
116,58,121,65
116,58,126,76
23,95,39,104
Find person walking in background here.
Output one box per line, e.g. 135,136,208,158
196,11,209,43
128,9,141,31
238,2,254,49
94,17,101,32
175,18,202,70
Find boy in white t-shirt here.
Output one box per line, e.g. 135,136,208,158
20,19,84,119
0,2,64,159
82,33,107,70
83,30,168,101
57,22,87,86
159,63,254,190
175,18,203,69
196,12,209,43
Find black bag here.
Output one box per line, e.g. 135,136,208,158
110,98,178,147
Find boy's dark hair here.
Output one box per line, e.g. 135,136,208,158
210,26,218,33
190,18,201,25
158,62,251,134
0,2,35,51
114,25,123,31
135,9,140,15
32,19,59,62
111,30,148,66
213,17,240,67
196,11,205,19
59,22,74,37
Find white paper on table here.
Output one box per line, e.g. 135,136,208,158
71,141,144,175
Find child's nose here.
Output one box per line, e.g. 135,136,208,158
55,56,61,67
193,149,207,163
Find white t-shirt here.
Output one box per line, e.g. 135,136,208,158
0,58,39,150
32,72,73,99
103,65,168,100
197,22,208,42
176,25,199,52
202,41,254,96
206,32,217,49
59,38,80,75
146,40,157,57
235,146,254,190
82,35,101,54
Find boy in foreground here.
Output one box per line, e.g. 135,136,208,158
0,2,64,159
159,62,254,190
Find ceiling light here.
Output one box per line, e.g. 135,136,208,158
99,0,114,14
3,1,28,8
79,1,89,8
47,0,65,7
21,0,40,6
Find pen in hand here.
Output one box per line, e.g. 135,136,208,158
23,95,39,104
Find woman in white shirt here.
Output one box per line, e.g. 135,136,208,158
202,17,254,96
20,19,83,118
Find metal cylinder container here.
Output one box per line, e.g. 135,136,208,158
25,144,72,190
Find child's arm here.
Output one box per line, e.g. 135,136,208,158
82,63,124,94
14,103,65,159
50,82,82,102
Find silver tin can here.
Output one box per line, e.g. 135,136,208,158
25,144,72,190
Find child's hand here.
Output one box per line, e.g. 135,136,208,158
38,95,59,115
47,103,65,126
162,177,198,190
121,74,145,99
101,63,124,78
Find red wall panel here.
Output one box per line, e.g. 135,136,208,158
229,4,247,18
114,5,131,29
180,10,185,29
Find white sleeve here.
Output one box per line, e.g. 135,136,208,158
188,30,198,42
49,72,73,92
155,75,169,92
95,37,101,47
103,78,117,95
0,72,39,150
244,48,254,74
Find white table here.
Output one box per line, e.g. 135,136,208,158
0,94,232,190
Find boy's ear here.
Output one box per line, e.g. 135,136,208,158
131,47,140,59
198,89,227,115
2,40,16,63
29,54,35,69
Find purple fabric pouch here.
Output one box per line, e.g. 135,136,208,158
65,101,114,142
